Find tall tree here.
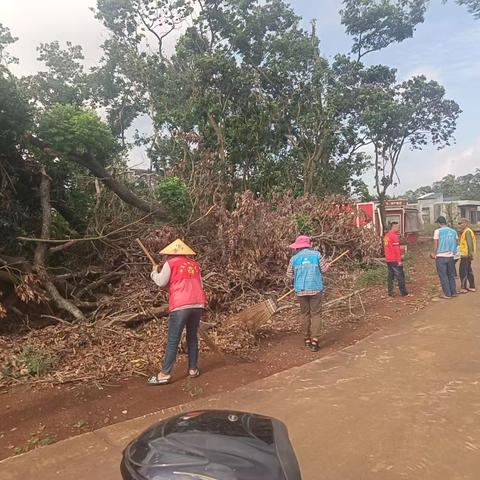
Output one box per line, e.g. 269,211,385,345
358,75,460,227
94,0,371,197
22,41,89,109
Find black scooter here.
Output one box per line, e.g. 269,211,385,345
121,409,302,480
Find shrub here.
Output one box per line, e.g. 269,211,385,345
155,176,192,223
295,213,313,235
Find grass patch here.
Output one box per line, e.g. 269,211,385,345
18,347,53,376
357,265,387,288
14,427,56,455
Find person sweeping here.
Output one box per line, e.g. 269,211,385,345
287,235,329,352
147,239,206,386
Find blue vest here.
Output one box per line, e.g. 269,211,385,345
291,249,324,294
437,226,457,255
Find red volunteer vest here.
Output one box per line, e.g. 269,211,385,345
384,230,401,263
167,256,206,311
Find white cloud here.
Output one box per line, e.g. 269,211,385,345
0,0,196,76
403,65,443,82
1,0,105,76
432,136,480,179
365,137,480,195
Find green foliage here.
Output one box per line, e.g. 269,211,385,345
37,104,118,164
0,68,37,254
0,23,18,65
0,69,30,154
22,41,88,109
154,176,191,223
295,214,314,235
341,0,428,59
18,347,53,376
357,265,388,287
405,170,480,202
356,72,460,225
94,0,372,197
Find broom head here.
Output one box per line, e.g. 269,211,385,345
235,296,278,328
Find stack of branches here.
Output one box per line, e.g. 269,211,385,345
0,191,381,386
87,191,380,323
1,191,380,324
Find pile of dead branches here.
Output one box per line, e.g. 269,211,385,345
85,192,380,322
2,191,381,323
0,191,381,386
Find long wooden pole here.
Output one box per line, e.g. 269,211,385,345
136,238,157,266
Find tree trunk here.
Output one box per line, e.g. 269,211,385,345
34,167,86,322
303,154,315,194
377,192,387,234
27,135,167,219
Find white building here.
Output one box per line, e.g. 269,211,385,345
409,193,480,225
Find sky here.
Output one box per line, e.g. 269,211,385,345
1,0,479,194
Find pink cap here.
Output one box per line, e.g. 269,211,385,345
289,235,312,250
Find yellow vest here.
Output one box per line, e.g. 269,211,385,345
459,227,477,257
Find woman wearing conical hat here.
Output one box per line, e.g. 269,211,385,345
147,239,207,385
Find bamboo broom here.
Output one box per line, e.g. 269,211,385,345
235,250,350,327
136,238,225,359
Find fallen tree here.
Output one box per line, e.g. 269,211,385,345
26,134,168,219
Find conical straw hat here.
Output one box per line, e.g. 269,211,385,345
160,239,196,256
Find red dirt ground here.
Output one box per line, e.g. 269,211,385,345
0,245,440,460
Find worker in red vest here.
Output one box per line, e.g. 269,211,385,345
384,222,409,297
147,239,206,386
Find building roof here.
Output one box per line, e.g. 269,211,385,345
418,192,442,200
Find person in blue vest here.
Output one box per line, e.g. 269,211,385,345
431,216,459,299
287,235,329,352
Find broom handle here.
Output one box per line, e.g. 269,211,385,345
136,238,157,267
277,250,350,303
327,249,350,267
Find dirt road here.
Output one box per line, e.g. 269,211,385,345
0,245,438,460
2,261,479,479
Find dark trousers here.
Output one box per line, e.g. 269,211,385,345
436,257,457,297
387,262,408,296
459,257,475,289
298,292,323,339
162,308,202,375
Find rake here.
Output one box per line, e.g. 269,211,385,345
136,238,226,359
235,249,350,327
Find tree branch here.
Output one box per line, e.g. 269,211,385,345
26,134,167,219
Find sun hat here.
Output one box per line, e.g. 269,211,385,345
289,235,312,250
160,239,196,256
